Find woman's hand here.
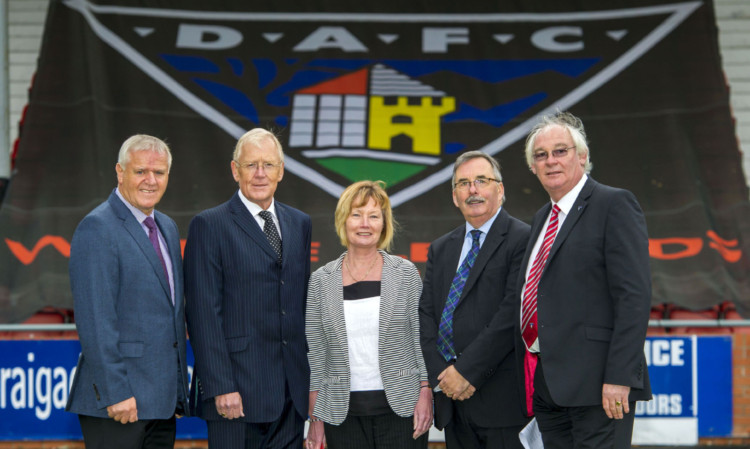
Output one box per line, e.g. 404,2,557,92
306,420,326,449
413,385,434,439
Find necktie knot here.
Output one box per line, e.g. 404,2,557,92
143,216,157,231
470,229,481,244
258,210,273,222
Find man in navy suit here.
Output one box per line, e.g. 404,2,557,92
420,151,530,449
185,128,312,449
519,111,651,449
67,135,189,449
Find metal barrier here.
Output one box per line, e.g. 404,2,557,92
0,321,749,332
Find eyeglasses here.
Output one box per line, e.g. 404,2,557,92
532,146,576,162
453,178,501,191
234,161,282,174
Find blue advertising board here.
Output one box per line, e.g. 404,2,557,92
0,336,734,441
632,336,732,445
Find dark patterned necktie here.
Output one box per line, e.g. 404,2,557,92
143,216,169,282
437,230,481,362
258,210,282,261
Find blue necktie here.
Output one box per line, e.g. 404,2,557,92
437,230,481,362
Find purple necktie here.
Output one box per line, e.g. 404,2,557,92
143,216,169,282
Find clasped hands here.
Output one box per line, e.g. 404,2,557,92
437,365,475,401
215,391,245,420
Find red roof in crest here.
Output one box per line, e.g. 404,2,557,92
297,68,369,95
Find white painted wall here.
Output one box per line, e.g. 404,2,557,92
4,1,750,186
6,0,45,164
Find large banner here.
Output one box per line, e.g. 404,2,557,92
1,0,749,322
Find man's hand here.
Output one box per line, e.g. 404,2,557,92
107,396,138,424
602,383,631,419
215,392,245,420
437,365,475,401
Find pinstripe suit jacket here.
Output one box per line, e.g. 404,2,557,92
184,192,312,423
306,251,428,425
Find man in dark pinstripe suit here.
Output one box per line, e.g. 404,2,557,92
184,128,312,449
420,151,530,449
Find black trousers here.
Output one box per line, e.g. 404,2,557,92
78,414,176,449
324,411,428,449
443,400,525,449
206,393,304,449
533,359,635,449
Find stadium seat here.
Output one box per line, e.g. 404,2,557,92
666,304,730,335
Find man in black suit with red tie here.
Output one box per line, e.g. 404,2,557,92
420,151,530,449
519,111,651,449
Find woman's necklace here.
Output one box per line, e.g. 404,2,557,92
346,252,379,282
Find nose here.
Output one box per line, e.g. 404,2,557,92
468,181,480,194
145,171,157,183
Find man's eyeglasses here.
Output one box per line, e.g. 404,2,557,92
453,178,500,191
532,146,576,162
234,161,282,174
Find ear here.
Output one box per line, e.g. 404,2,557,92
231,160,240,182
116,163,124,185
530,165,537,175
452,189,459,208
277,162,284,182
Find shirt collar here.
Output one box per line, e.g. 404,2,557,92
115,187,153,224
237,189,277,218
464,206,502,237
553,174,588,215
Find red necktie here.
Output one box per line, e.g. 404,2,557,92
521,205,561,349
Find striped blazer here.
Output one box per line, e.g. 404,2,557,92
306,251,428,425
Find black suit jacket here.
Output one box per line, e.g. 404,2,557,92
518,178,652,407
420,208,530,429
184,192,312,422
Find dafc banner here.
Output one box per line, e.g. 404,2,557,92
0,0,749,322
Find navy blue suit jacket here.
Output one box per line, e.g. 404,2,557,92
517,178,652,407
420,208,530,429
184,192,312,422
66,190,189,419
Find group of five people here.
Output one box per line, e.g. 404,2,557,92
66,111,652,449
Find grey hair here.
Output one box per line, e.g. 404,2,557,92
524,111,592,174
233,128,285,163
117,135,173,171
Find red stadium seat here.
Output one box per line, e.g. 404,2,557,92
666,304,730,335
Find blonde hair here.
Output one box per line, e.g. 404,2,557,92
334,180,395,251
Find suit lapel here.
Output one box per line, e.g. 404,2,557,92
325,255,349,354
155,212,181,308
228,193,278,260
547,178,595,264
438,227,464,308
108,193,172,301
276,202,298,267
460,209,509,303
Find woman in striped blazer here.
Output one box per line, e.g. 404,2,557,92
305,181,433,449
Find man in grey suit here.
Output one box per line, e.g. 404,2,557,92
184,128,312,449
67,135,189,449
519,111,651,448
420,151,530,449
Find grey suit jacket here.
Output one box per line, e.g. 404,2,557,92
66,189,189,419
306,251,428,425
517,178,652,407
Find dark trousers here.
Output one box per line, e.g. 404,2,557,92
443,401,525,449
533,360,635,449
207,393,303,449
324,411,428,449
78,414,176,449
